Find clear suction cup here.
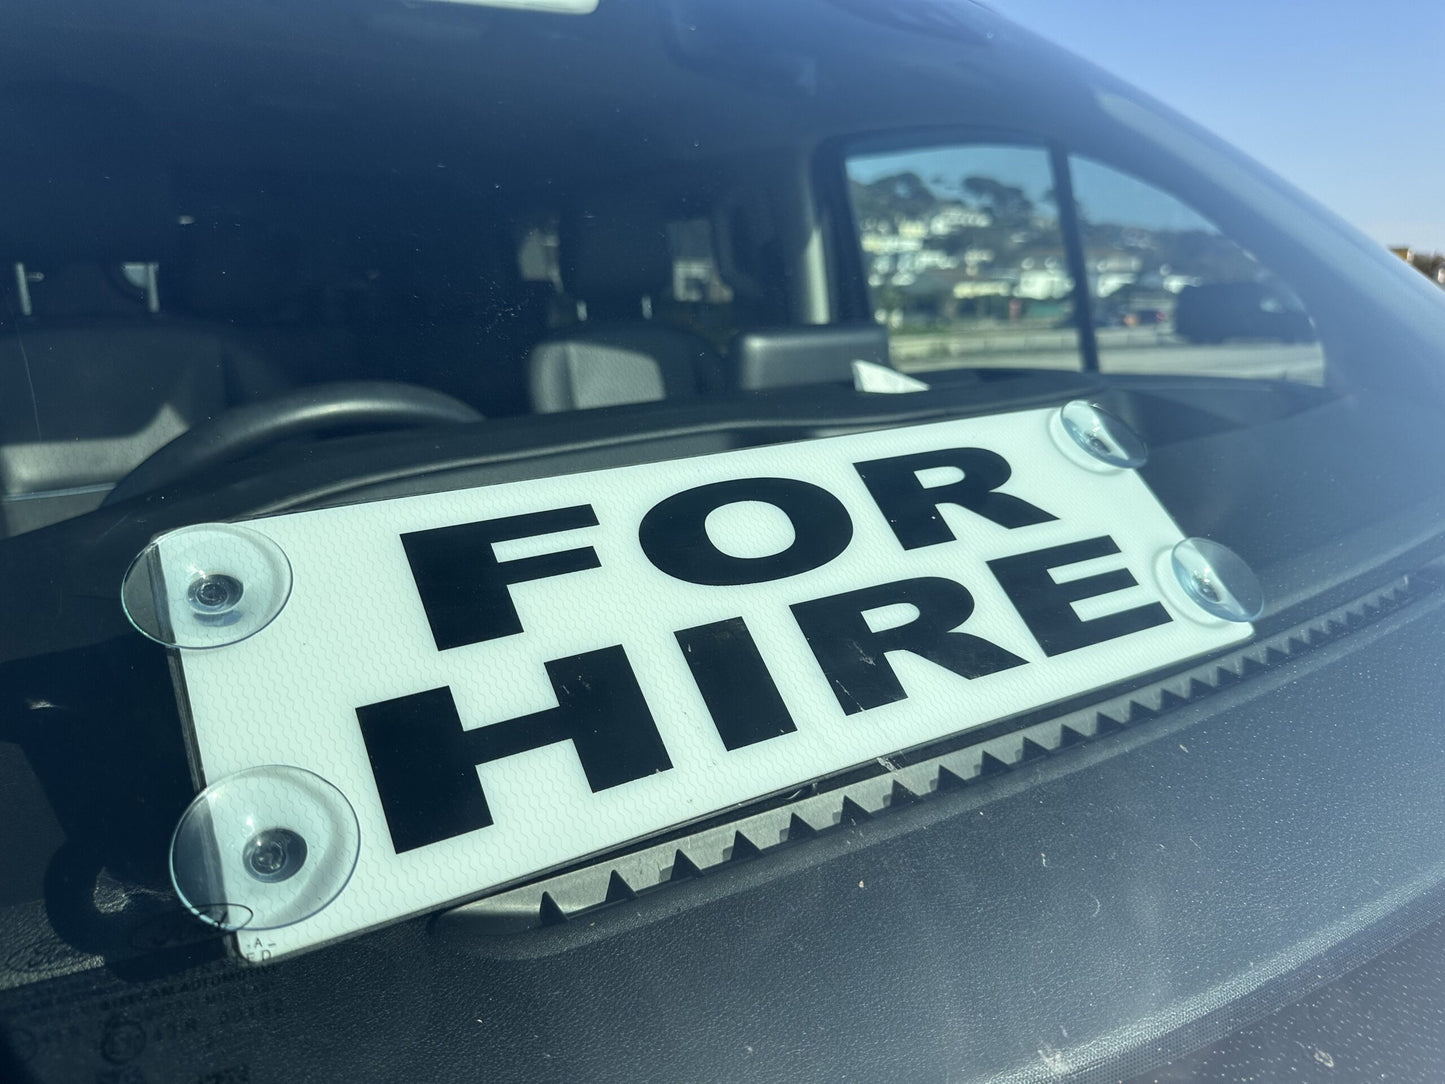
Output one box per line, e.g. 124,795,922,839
1169,537,1264,623
1052,400,1149,470
122,523,292,648
169,765,360,931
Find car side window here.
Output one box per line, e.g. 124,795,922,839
1068,155,1326,384
845,144,1084,374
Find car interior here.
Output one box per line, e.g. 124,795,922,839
0,102,899,537
0,0,1381,541
11,4,1445,1084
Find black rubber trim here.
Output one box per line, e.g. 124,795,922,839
438,569,1423,939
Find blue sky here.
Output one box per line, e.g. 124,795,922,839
984,0,1445,253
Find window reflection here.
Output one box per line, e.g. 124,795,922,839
846,145,1082,372
1069,156,1325,383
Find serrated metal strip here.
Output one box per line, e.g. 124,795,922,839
451,576,1416,933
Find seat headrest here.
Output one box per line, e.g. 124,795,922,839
381,233,523,320
0,83,174,262
528,326,709,413
167,219,316,318
13,264,156,319
560,205,673,303
729,324,891,390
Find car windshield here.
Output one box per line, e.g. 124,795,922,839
5,2,1445,1082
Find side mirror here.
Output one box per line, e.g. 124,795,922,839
1173,281,1315,345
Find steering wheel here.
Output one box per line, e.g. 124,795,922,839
103,381,483,505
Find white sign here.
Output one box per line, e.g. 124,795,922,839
172,408,1250,959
